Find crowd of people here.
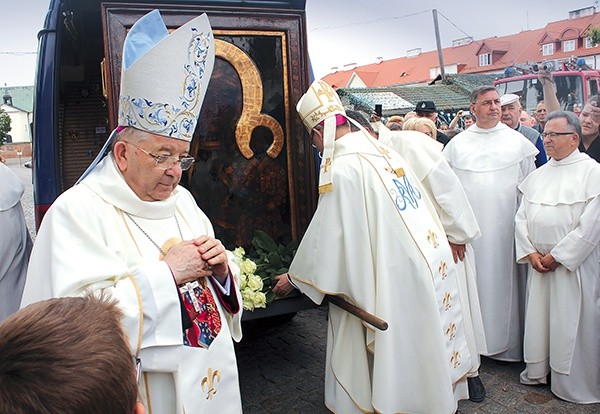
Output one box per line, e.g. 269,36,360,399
0,11,598,414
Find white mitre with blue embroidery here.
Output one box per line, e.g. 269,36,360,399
296,79,346,194
77,10,214,183
119,9,215,141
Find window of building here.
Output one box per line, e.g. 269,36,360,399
563,39,576,52
542,43,554,56
479,53,491,67
586,37,595,49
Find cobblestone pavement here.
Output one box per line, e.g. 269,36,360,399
238,307,600,414
8,160,600,414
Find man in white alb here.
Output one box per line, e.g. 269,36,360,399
442,85,538,362
516,110,600,404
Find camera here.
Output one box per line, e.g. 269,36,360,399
531,61,554,73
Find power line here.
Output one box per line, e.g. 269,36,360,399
311,10,431,32
436,10,484,48
0,52,37,56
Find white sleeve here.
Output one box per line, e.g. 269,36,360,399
551,195,600,272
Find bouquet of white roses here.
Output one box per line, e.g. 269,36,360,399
233,231,298,311
233,247,267,311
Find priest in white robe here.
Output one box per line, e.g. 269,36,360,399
21,11,243,414
0,162,32,322
275,80,473,414
516,110,600,404
442,85,538,362
379,126,488,402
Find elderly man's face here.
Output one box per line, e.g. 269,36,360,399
542,117,579,161
115,131,190,201
471,90,501,128
578,103,600,138
501,102,521,129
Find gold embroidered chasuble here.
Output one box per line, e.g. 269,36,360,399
289,132,471,414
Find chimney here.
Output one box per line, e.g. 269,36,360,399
3,89,12,106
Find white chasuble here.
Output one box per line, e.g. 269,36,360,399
290,132,470,414
22,155,243,414
442,123,537,360
516,151,600,403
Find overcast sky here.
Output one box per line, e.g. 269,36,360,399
0,0,593,86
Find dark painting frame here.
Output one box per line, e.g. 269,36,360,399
102,3,316,247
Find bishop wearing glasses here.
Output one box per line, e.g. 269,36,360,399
21,11,243,413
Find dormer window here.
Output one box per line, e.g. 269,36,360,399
542,43,554,56
479,53,491,67
563,39,575,52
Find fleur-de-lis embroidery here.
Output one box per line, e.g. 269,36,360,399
439,261,447,280
451,351,462,368
443,292,452,311
201,367,221,399
446,322,456,340
427,230,439,249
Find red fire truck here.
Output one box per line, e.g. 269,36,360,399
494,66,600,114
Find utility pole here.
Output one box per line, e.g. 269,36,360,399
432,9,446,82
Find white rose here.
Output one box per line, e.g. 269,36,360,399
242,287,255,311
240,258,257,275
239,274,248,290
233,247,245,261
252,291,267,308
247,274,263,291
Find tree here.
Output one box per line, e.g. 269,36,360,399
587,26,600,47
0,109,11,146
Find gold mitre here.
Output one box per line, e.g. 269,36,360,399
296,79,346,132
296,80,346,193
118,10,215,142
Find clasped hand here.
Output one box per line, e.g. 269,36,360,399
164,236,228,285
528,251,559,273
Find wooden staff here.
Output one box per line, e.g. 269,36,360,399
325,294,388,331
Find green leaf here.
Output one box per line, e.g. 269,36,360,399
252,230,279,252
265,291,277,304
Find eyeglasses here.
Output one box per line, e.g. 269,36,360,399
541,131,574,139
123,141,195,171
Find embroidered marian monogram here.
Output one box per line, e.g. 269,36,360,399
390,175,421,211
